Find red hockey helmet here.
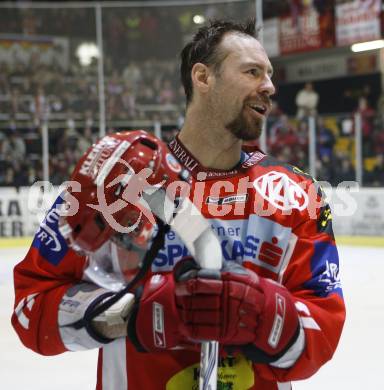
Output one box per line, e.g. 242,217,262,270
59,130,188,254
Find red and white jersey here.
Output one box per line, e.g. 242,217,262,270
12,136,345,390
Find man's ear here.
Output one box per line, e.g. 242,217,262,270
191,63,213,95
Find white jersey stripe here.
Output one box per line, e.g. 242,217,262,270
278,233,298,284
16,309,30,329
277,382,292,389
271,324,305,369
300,316,321,330
102,338,128,390
26,296,35,310
14,293,37,330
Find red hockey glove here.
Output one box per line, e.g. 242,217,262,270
127,273,189,352
175,260,301,363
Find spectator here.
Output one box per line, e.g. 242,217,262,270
159,79,175,105
343,89,357,112
3,166,15,186
0,62,10,94
296,119,309,151
317,117,335,161
9,88,26,116
107,70,124,96
0,131,6,160
84,110,95,129
376,90,384,124
316,154,334,183
30,86,50,125
121,84,136,119
366,154,384,186
343,84,373,113
50,95,64,116
268,114,294,150
77,127,95,156
295,82,319,119
2,130,26,161
266,100,283,128
136,85,156,105
372,127,384,156
355,96,375,156
122,61,142,88
335,152,355,183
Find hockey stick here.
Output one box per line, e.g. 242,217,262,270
81,181,221,388
143,190,222,390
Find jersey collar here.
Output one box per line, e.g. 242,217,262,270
168,135,266,180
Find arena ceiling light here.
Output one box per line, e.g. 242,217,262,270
351,39,384,53
76,42,100,66
193,15,205,25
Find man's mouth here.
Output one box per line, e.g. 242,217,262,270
247,103,267,116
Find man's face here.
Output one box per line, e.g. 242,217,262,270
207,33,275,141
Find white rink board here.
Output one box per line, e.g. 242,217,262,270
326,187,384,236
1,245,384,389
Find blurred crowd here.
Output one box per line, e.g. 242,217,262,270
0,58,184,124
0,1,383,188
0,56,185,187
1,52,384,187
2,92,384,187
266,98,384,187
1,53,384,187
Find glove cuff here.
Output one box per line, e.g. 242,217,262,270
127,286,147,352
83,293,116,344
58,283,114,351
241,321,301,364
241,277,304,366
129,273,184,352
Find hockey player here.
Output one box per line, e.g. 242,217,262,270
12,19,345,389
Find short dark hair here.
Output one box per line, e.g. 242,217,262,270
180,19,258,105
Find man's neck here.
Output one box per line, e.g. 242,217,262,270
178,110,242,171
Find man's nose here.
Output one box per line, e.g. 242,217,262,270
259,75,275,97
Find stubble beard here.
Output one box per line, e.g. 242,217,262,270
226,107,264,141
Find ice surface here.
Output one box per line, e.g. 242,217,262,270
1,245,383,389
0,247,97,390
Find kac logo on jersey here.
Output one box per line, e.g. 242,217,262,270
253,171,309,211
32,196,68,265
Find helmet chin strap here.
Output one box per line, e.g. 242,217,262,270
69,216,169,331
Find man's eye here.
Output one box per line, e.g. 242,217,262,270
248,69,259,76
